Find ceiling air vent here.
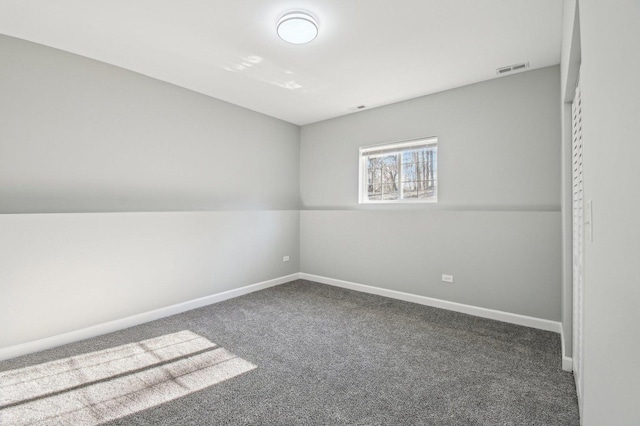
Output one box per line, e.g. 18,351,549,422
496,62,530,75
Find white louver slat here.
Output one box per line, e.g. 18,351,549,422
572,74,584,414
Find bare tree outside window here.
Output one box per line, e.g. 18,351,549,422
367,154,399,200
359,138,437,203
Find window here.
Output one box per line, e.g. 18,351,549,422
359,137,438,203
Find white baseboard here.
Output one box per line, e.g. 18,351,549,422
300,273,563,334
0,273,299,362
2,272,569,366
560,329,574,372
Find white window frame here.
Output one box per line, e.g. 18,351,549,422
359,137,438,204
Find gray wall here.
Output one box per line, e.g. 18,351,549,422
570,0,640,424
0,34,566,356
300,67,562,321
0,35,300,350
0,34,299,213
0,211,299,349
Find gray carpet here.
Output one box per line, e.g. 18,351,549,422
0,280,580,425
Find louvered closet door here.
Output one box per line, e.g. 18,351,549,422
572,78,584,407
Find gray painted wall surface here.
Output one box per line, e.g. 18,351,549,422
0,211,299,349
301,210,561,320
0,35,299,213
300,67,562,321
577,1,640,424
0,35,300,351
301,66,561,210
1,34,565,361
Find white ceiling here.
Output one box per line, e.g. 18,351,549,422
0,0,562,126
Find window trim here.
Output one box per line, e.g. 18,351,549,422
358,136,438,204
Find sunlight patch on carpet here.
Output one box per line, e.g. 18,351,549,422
0,330,256,425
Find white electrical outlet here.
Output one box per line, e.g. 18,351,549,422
442,274,454,283
283,256,290,262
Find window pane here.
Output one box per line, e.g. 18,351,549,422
401,161,417,183
366,153,398,200
402,181,419,198
366,158,380,200
361,138,437,203
399,146,437,200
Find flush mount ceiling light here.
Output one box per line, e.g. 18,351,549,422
277,12,318,44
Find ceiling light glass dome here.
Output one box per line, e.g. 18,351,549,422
277,12,318,44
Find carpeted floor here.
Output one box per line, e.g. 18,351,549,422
0,280,580,425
